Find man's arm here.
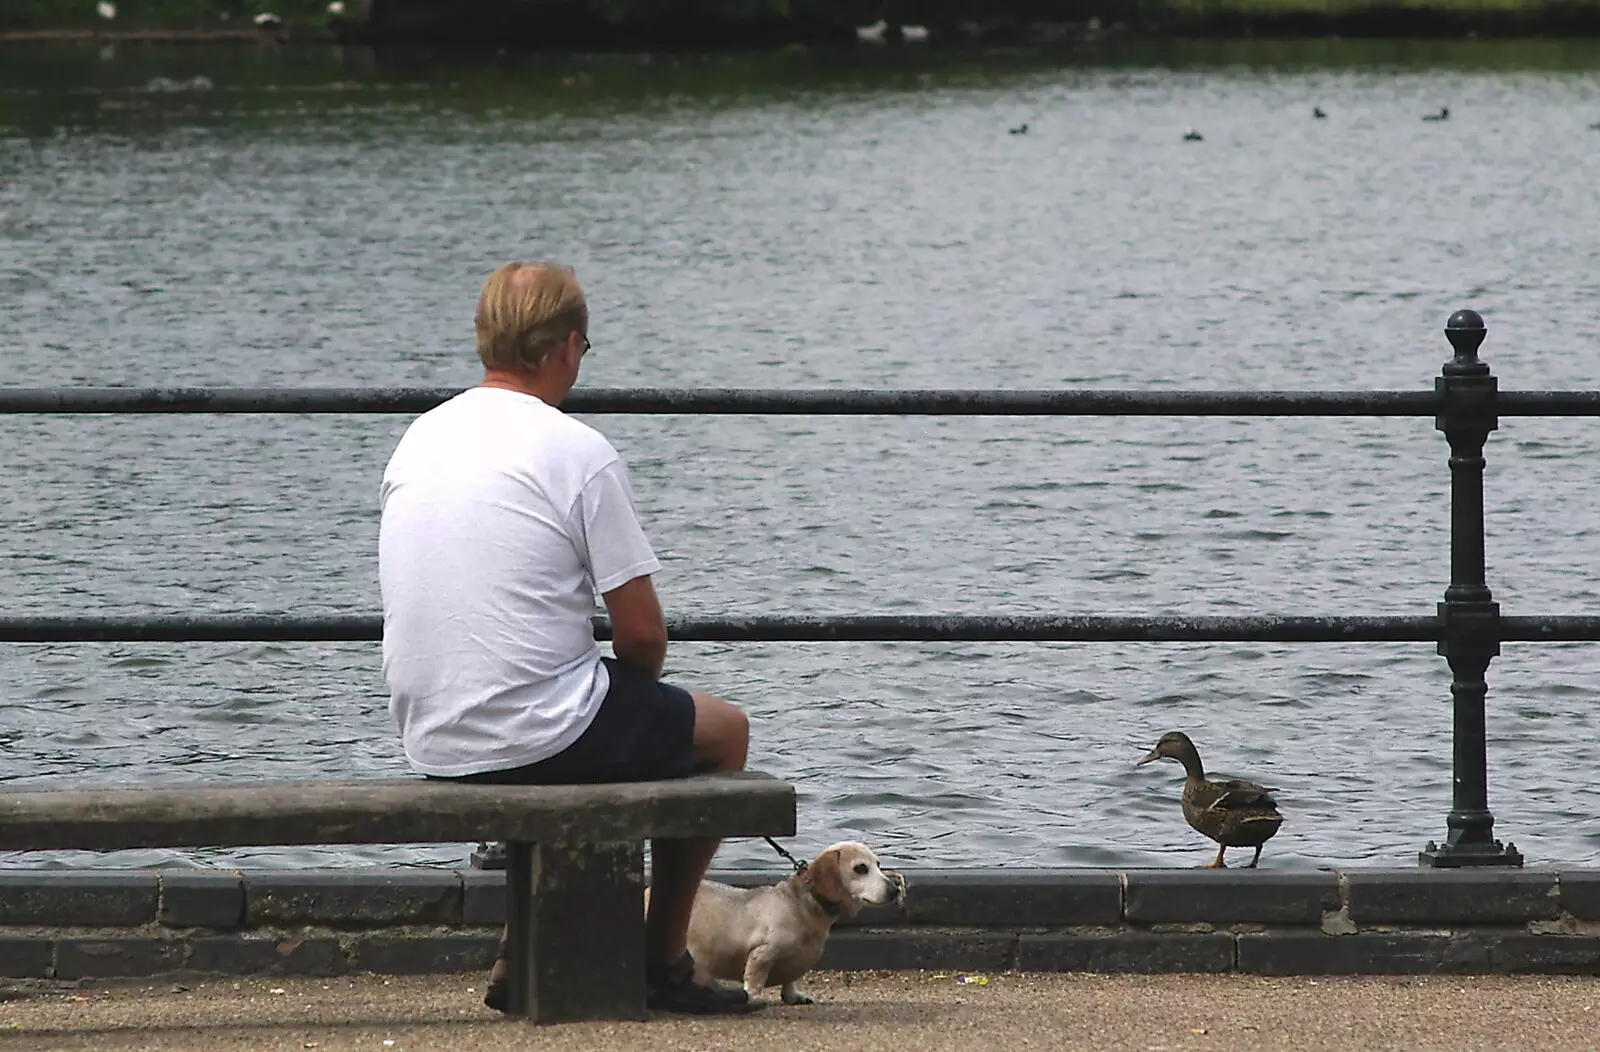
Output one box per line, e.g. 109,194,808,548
603,574,667,680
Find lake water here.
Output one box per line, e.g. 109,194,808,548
3,39,1600,871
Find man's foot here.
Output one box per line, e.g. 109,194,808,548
646,952,762,1015
482,937,509,1013
484,974,508,1013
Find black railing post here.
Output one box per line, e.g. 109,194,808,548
1420,309,1521,868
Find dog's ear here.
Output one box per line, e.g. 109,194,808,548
809,847,846,904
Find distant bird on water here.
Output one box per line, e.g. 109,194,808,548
1137,731,1284,868
855,20,929,43
1182,128,1203,141
1009,123,1028,135
147,75,213,92
1313,106,1327,119
254,11,283,29
1423,106,1450,121
96,1,116,19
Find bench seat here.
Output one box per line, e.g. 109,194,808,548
0,771,797,1023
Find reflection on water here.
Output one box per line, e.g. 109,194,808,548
2,40,1600,870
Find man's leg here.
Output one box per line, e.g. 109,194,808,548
485,687,750,1007
646,690,749,966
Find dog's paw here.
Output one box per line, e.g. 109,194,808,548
780,984,816,1006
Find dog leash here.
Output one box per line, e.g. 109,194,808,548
763,836,808,874
765,836,844,916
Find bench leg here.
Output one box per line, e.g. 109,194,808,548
503,840,647,1023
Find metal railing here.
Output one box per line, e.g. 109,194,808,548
3,308,1596,866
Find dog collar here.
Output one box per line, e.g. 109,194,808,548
803,878,844,917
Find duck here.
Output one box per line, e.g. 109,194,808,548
1182,128,1203,142
1009,122,1028,135
855,19,887,42
1313,106,1327,119
1136,731,1283,868
1423,106,1449,121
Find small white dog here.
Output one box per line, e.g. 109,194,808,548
679,840,906,1005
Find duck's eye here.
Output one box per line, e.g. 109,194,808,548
854,863,870,875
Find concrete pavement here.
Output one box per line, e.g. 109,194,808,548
1,970,1597,1051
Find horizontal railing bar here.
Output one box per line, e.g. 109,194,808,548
1499,393,1600,416
2,388,1598,418
658,615,1451,642
0,614,1434,643
1500,616,1600,641
0,387,1440,416
3,615,1596,644
2,387,1598,417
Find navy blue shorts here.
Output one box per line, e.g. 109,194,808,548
435,658,699,786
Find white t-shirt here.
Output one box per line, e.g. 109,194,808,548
378,386,661,777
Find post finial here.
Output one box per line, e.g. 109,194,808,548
1445,309,1486,361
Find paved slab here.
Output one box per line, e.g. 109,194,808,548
0,970,1596,1051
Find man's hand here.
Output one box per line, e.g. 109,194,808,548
602,574,667,679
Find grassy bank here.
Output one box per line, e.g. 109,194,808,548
5,0,1600,42
3,0,327,29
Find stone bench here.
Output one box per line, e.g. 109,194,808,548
0,771,796,1023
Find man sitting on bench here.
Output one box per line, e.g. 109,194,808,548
377,260,754,1015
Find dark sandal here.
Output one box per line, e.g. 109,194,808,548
488,945,755,1016
483,936,509,1013
646,952,761,1015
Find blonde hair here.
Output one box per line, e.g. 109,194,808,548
474,261,589,373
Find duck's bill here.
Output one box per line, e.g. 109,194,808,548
1136,750,1161,766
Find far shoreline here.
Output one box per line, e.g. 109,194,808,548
8,7,1600,51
